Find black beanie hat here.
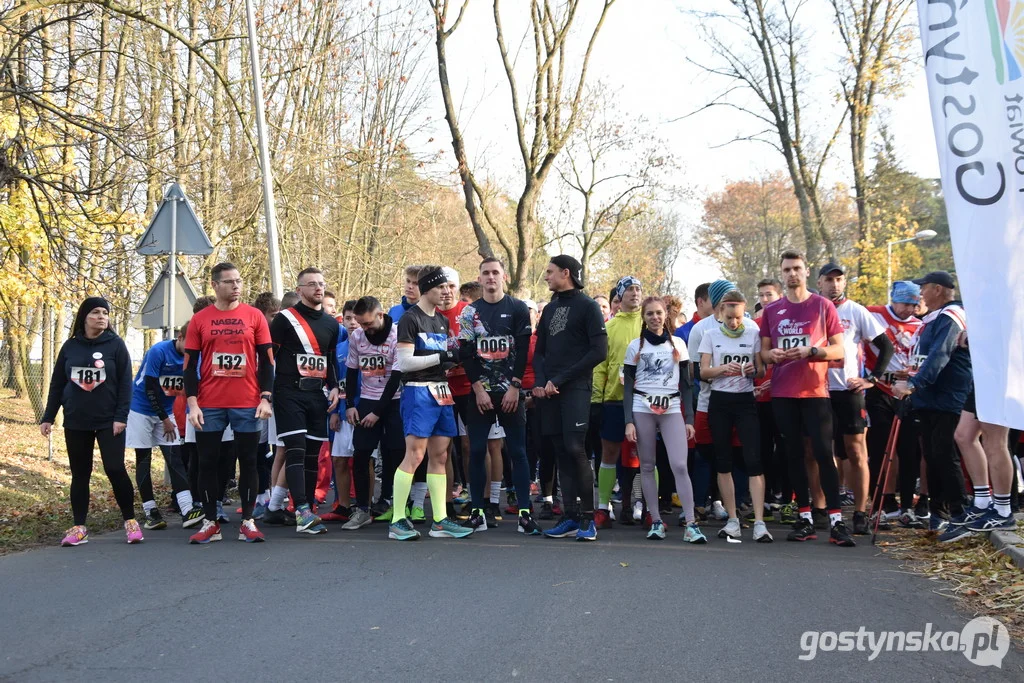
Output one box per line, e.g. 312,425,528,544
73,296,111,337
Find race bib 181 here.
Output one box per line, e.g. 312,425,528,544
71,366,106,392
211,352,246,378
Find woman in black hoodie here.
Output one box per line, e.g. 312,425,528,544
40,297,142,546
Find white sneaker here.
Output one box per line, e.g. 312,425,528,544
718,517,741,539
711,500,728,521
753,520,773,543
342,508,374,530
632,500,643,521
608,503,616,521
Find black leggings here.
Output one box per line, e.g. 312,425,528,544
256,441,271,492
546,430,593,516
283,433,322,508
135,445,190,502
196,430,259,520
773,397,840,511
865,389,920,509
708,392,762,476
914,409,966,516
65,428,135,525
758,401,788,499
354,448,402,508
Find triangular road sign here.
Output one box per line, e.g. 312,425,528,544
134,259,200,329
136,182,214,255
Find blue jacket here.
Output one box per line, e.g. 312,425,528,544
388,297,414,322
909,301,971,413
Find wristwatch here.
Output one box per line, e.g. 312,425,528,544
809,346,819,358
511,379,523,389
260,392,273,402
866,376,878,385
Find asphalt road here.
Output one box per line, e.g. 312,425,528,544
2,513,1022,682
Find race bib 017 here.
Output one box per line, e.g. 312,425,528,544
71,366,106,392
428,381,455,406
296,353,326,379
477,336,511,361
211,352,246,378
159,375,184,396
359,354,387,378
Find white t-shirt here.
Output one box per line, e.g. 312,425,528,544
698,325,761,394
828,298,885,391
624,335,686,416
687,315,719,412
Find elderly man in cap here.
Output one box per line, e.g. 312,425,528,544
892,271,972,539
592,276,644,527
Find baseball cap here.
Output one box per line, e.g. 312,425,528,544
890,281,921,304
550,255,584,289
818,262,845,277
912,271,955,289
522,298,538,312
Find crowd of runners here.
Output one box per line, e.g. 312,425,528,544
40,250,1023,548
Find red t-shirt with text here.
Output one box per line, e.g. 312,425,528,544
439,301,471,396
185,303,271,408
758,294,842,399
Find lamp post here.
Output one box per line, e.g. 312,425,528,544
887,229,938,294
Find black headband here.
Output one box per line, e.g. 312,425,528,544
418,268,447,294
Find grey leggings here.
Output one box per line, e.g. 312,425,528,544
634,411,695,524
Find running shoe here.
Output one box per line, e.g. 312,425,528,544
852,511,869,536
811,507,828,530
252,502,267,520
453,490,470,505
753,520,773,543
659,498,674,514
839,489,855,507
143,508,166,530
320,505,350,522
913,498,931,522
948,505,989,527
683,522,707,544
373,501,393,522
484,505,499,528
342,508,374,530
898,508,926,529
671,493,682,508
124,519,144,544
505,491,518,515
743,506,773,525
710,500,728,521
488,502,504,522
263,508,295,526
238,519,265,542
543,517,580,538
216,502,230,523
518,511,541,536
575,520,597,541
966,508,1017,532
430,517,474,539
779,502,798,525
538,502,554,520
643,510,653,531
295,506,325,534
61,525,88,547
551,501,563,517
530,481,541,497
647,520,666,540
678,511,688,527
593,508,613,530
461,509,487,532
938,524,974,543
409,506,427,525
718,518,741,540
389,518,420,541
928,515,948,534
829,521,856,547
631,500,643,522
182,507,205,529
787,518,817,542
189,520,222,544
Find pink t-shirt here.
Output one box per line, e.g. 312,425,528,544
345,325,399,402
758,293,842,399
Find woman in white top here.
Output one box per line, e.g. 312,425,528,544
698,290,771,542
623,297,705,543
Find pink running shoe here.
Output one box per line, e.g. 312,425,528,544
125,519,144,544
61,525,88,547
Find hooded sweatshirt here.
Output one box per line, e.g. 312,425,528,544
41,329,132,430
592,308,643,403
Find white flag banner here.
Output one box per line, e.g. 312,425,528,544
917,0,1024,428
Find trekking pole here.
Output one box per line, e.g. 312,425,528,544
871,415,901,545
47,431,53,463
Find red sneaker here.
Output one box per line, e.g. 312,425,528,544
594,508,613,530
551,502,563,516
320,505,350,522
237,519,265,543
188,520,222,544
643,510,653,531
505,504,519,515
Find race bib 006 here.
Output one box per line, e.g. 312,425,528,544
159,375,184,396
71,366,106,392
296,353,326,379
477,336,511,361
211,352,246,378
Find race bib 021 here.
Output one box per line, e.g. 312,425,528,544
477,336,511,361
159,375,184,397
296,353,326,379
778,334,810,351
211,352,247,378
71,366,106,392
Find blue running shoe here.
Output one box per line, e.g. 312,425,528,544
575,520,597,541
543,518,580,538
684,522,708,544
429,517,474,538
966,508,1017,533
295,505,323,534
388,518,421,541
938,524,974,543
948,505,989,527
647,520,666,540
928,514,947,533
252,502,267,520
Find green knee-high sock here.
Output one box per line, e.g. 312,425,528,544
392,469,414,523
598,463,617,508
426,472,448,522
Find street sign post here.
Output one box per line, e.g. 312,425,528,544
135,258,199,330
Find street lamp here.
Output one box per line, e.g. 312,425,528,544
887,229,938,294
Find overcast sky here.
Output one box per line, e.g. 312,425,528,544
407,0,938,306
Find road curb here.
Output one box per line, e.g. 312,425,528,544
986,513,1024,571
